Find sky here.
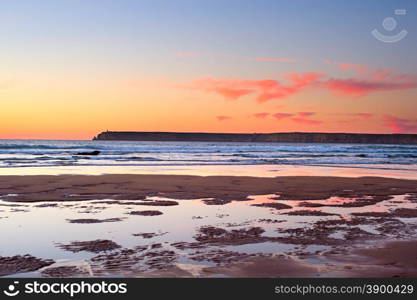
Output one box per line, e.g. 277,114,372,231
0,0,417,139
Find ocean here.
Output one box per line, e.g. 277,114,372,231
0,139,416,170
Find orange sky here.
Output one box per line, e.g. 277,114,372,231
1,1,416,139
1,72,416,140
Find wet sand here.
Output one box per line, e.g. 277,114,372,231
3,240,417,278
321,240,417,277
1,174,417,277
0,174,416,202
2,164,417,180
197,240,417,278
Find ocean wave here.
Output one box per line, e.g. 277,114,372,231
0,140,416,168
0,144,101,150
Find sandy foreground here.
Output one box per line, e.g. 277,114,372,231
1,174,417,277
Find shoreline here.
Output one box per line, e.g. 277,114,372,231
1,164,417,180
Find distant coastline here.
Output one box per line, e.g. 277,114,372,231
93,131,417,144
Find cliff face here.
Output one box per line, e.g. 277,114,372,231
93,131,417,144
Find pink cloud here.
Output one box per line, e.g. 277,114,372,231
184,72,322,103
323,73,417,96
383,115,417,133
256,73,322,103
258,112,322,125
322,61,417,96
253,112,270,119
216,115,232,121
297,112,315,117
273,113,294,120
184,78,252,100
324,60,369,74
181,66,416,102
338,63,368,74
371,69,396,81
325,59,398,81
286,73,322,87
213,87,253,100
255,57,298,63
291,117,322,125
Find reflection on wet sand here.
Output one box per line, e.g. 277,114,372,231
1,189,417,277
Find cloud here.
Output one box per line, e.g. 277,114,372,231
273,113,294,120
286,72,321,86
184,78,254,100
273,111,322,124
324,60,368,74
325,59,397,80
253,112,270,119
257,73,322,103
383,115,417,133
323,74,417,96
184,72,322,103
291,117,322,125
322,60,417,96
255,57,298,63
297,112,315,117
213,87,253,100
371,69,396,81
180,66,416,102
216,115,232,121
256,111,322,125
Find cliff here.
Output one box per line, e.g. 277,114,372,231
92,131,417,144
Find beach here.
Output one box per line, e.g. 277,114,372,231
2,0,417,287
1,172,417,277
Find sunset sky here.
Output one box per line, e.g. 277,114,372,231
1,0,417,139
